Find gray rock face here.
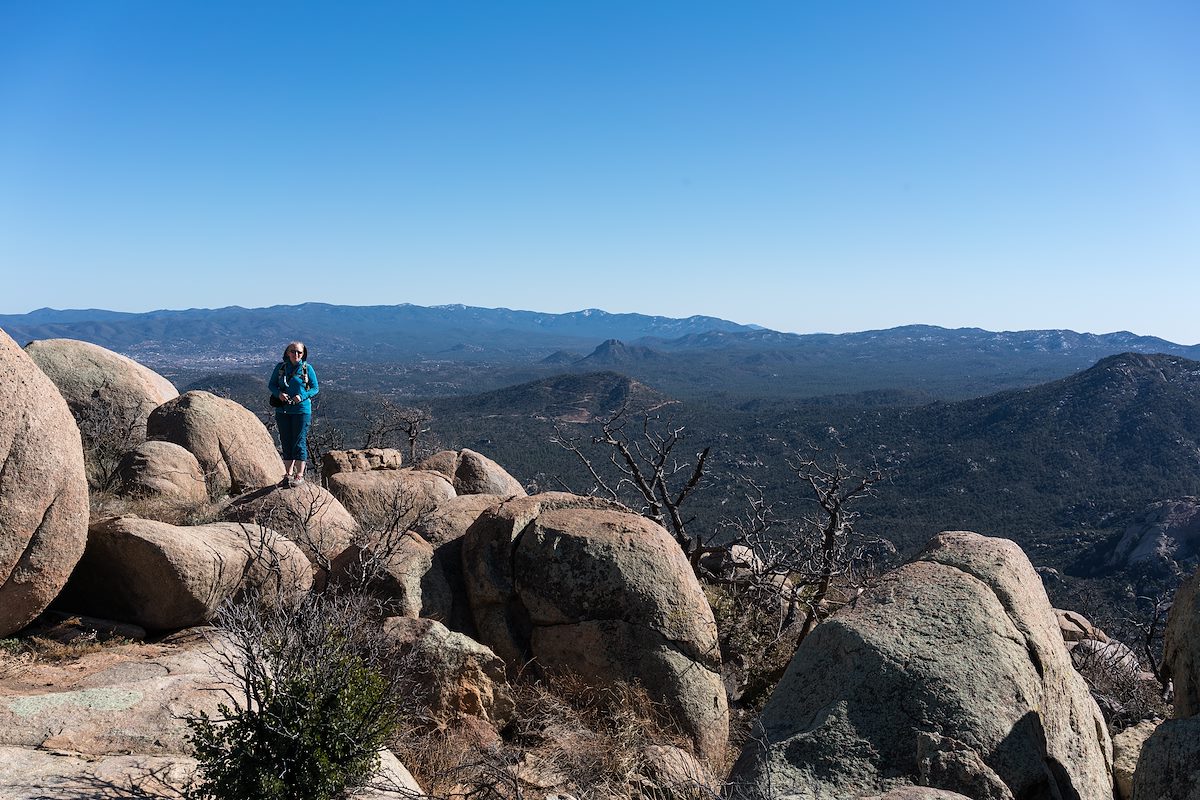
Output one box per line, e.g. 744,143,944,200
0,746,197,800
327,467,456,530
415,448,526,496
1130,718,1200,800
58,517,312,630
1163,567,1200,717
0,638,421,800
411,493,505,633
115,439,209,506
146,390,284,495
0,639,223,798
1106,497,1200,577
728,531,1112,800
0,328,90,637
462,492,727,764
0,643,223,754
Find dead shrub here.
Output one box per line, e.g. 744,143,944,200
1070,639,1170,731
391,669,703,800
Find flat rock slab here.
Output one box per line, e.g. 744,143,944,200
0,642,224,756
0,746,195,799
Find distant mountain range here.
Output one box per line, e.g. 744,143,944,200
0,303,758,362
3,303,1198,401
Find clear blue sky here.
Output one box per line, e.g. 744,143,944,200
2,1,1197,342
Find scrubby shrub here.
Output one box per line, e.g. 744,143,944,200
186,591,404,800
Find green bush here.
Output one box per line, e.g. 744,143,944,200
186,593,402,800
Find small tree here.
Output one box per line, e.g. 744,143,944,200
186,591,405,800
361,396,434,461
552,405,710,561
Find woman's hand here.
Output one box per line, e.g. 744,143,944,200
279,393,291,404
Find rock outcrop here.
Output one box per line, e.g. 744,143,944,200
462,492,727,764
146,390,284,495
1163,566,1200,717
1112,719,1157,800
415,448,526,496
1106,497,1200,577
411,492,504,632
323,447,405,477
327,467,456,530
0,635,422,800
114,439,209,507
0,640,222,798
0,328,90,637
381,616,515,729
1132,566,1200,798
729,531,1112,800
1055,607,1108,643
57,517,312,630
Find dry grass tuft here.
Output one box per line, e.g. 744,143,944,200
392,669,709,800
88,490,226,527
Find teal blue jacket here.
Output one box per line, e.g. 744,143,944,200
268,360,318,414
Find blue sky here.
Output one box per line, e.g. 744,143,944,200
2,1,1198,342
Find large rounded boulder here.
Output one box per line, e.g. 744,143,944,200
327,468,455,531
729,531,1112,800
114,440,208,507
56,517,312,630
415,449,526,497
25,338,177,489
222,482,358,572
461,492,727,764
0,329,89,636
24,338,177,423
146,390,283,495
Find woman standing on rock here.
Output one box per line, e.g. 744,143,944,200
269,340,318,486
